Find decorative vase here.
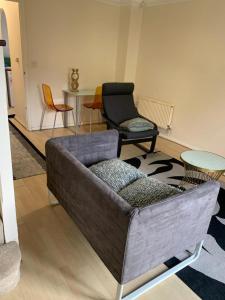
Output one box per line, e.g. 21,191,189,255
69,68,79,92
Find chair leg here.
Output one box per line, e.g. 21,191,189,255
89,109,92,133
52,111,57,137
61,111,65,127
117,136,122,157
98,109,102,123
71,110,77,135
149,135,157,153
40,107,46,130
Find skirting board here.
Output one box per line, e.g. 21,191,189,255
31,121,106,131
159,133,201,152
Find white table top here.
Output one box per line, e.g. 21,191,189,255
181,150,225,171
63,89,95,96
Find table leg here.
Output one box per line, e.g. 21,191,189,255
76,95,81,133
63,92,69,127
75,95,79,133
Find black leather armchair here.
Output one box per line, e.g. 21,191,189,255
102,82,159,156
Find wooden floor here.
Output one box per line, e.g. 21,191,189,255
3,119,201,300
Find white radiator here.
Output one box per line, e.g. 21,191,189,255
137,97,175,130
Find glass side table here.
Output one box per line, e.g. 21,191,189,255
180,150,225,186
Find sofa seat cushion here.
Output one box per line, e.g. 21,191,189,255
89,159,146,193
120,117,154,132
119,177,181,207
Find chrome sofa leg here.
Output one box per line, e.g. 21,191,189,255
118,240,203,300
48,189,59,206
116,284,124,300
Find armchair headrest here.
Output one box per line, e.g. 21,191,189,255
102,82,134,96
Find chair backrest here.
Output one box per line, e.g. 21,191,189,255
102,82,139,124
93,85,102,104
42,84,55,109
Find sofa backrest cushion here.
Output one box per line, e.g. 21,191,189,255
102,83,139,124
119,177,181,207
46,130,119,167
89,159,146,193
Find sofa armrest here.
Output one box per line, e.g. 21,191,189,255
45,129,119,166
122,181,220,283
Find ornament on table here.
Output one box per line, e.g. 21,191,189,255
69,68,79,92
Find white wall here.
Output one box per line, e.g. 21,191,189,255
115,5,130,81
21,0,120,130
115,4,143,83
135,0,225,156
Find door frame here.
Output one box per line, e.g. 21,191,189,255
0,9,18,243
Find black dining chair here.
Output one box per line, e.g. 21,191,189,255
102,82,159,157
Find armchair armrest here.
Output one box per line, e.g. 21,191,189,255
46,129,119,166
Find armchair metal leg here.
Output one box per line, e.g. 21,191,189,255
117,240,203,300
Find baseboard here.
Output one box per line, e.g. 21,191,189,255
8,114,15,119
159,133,201,151
31,121,106,131
159,133,225,180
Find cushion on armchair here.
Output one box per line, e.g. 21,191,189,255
120,117,154,132
119,177,181,207
89,159,146,192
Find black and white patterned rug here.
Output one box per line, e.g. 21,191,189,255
125,152,225,300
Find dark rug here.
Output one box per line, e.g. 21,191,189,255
125,152,225,300
9,123,46,180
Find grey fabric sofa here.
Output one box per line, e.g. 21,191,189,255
46,130,220,300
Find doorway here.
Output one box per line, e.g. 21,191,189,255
0,1,27,128
1,13,14,117
0,8,18,243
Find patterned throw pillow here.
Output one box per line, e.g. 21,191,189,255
120,117,154,132
119,177,181,207
89,159,146,193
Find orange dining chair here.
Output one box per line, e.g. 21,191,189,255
40,84,76,135
83,85,102,132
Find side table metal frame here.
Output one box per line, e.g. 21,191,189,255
180,156,225,187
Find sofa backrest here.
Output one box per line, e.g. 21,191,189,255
46,129,118,166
